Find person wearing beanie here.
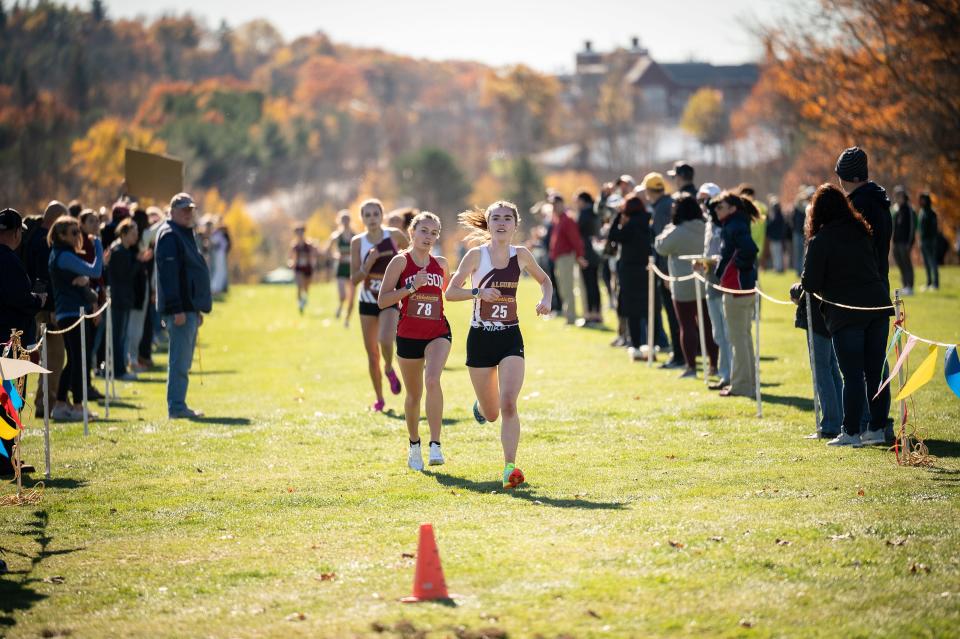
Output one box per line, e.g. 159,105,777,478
834,146,894,442
834,146,893,290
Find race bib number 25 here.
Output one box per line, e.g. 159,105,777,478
480,297,517,322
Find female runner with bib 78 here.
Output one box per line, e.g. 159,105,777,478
446,201,552,489
378,212,452,471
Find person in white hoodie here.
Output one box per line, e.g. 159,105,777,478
654,193,718,378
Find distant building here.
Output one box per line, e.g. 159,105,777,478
565,37,758,121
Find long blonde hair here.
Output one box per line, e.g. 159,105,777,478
458,200,520,244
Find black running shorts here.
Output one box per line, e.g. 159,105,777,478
466,325,524,368
396,330,452,360
358,301,398,317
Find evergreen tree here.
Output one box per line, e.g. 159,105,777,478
507,156,543,217
91,0,105,22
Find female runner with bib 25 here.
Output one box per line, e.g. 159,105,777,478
377,212,452,471
446,201,552,489
350,198,409,411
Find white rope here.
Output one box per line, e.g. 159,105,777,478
649,263,698,282
812,292,895,312
35,299,111,337
45,315,84,335
900,329,957,348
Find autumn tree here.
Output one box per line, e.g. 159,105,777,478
395,148,471,227
739,0,960,226
483,65,561,155
681,88,729,150
70,117,167,203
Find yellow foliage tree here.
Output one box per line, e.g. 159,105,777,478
469,172,505,209
221,196,262,284
70,117,167,204
305,204,339,247
544,170,601,202
201,187,229,216
680,88,729,147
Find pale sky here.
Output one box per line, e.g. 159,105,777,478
83,0,810,71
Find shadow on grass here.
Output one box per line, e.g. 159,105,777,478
761,393,814,411
35,477,87,490
382,410,457,426
194,369,237,376
424,471,627,510
924,439,960,459
176,416,253,426
95,400,143,409
0,509,83,630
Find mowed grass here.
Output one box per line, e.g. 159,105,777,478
2,268,959,638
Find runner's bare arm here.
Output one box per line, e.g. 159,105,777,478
390,228,410,251
350,235,366,285
436,256,450,290
517,246,553,315
445,248,481,301
378,254,413,308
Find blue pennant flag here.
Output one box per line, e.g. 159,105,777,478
2,379,23,412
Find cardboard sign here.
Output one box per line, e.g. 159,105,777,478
124,148,183,203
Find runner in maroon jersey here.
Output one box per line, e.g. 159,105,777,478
446,201,553,489
378,212,451,471
350,198,409,411
287,225,320,315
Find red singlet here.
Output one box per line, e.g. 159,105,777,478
397,253,448,340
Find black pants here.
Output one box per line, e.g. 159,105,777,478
580,263,601,315
655,279,683,362
626,315,648,349
832,316,890,435
139,303,155,360
601,259,613,301
548,260,562,311
892,243,914,289
57,318,91,404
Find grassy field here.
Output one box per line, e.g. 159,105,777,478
2,269,959,638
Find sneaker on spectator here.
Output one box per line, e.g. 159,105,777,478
51,405,79,421
119,371,138,381
169,408,205,419
826,432,863,447
860,428,886,446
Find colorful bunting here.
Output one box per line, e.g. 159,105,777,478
2,379,23,412
895,344,939,402
876,335,918,398
945,345,960,400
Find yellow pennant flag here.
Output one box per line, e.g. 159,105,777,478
0,419,17,441
894,344,939,402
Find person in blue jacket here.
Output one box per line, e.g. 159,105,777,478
47,215,103,421
155,193,212,419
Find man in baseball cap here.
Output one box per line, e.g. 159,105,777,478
155,191,211,419
169,192,196,210
0,208,27,232
667,161,696,196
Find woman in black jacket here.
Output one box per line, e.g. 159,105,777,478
801,184,893,448
576,190,602,324
607,193,651,359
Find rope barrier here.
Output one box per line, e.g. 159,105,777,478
649,263,697,282
811,293,895,312
646,263,956,345
33,299,111,337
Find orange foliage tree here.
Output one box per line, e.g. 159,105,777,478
737,0,960,227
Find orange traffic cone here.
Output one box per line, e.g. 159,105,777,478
400,524,450,602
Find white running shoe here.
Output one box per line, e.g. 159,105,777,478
860,429,886,446
827,432,863,448
408,441,424,471
428,442,444,466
